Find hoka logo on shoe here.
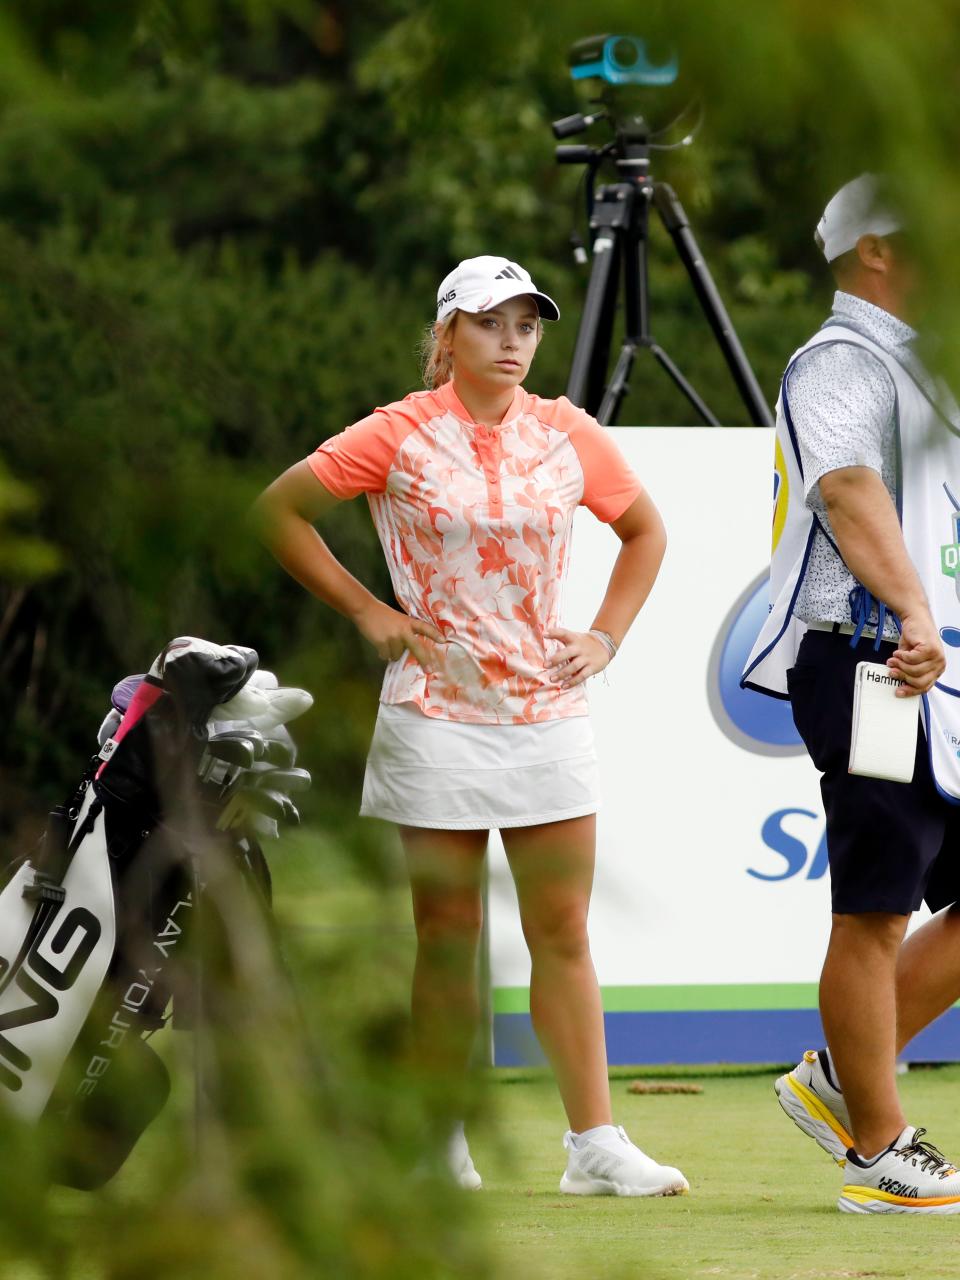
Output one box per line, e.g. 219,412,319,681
878,1177,919,1198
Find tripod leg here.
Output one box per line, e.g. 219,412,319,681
596,342,637,426
566,228,620,414
654,183,774,427
647,341,721,427
595,186,648,426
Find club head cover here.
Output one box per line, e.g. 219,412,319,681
150,638,259,731
97,708,122,747
211,685,313,732
98,640,257,810
111,675,146,715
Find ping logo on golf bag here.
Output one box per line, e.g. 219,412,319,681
0,906,101,1092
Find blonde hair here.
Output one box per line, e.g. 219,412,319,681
420,312,458,389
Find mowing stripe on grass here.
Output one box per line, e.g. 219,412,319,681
492,982,820,1014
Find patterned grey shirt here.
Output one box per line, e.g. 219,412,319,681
784,291,916,639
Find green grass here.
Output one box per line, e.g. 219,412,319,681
471,1066,960,1280
11,843,959,1279
274,843,960,1277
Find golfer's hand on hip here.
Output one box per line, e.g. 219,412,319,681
888,606,946,697
355,600,444,669
545,626,612,689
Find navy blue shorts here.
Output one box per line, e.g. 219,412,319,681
787,630,960,916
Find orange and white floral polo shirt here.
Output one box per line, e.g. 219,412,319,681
308,380,643,725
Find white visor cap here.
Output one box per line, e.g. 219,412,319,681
436,256,560,323
815,173,903,262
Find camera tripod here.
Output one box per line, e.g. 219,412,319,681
556,109,774,427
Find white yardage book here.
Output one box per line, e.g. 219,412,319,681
848,661,920,784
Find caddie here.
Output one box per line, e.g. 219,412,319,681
743,174,960,1214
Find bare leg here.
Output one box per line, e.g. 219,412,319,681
820,911,908,1157
502,814,611,1133
896,903,960,1050
400,825,489,1086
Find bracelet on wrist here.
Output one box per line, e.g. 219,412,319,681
589,628,618,661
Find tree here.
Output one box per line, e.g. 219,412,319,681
1,4,958,1266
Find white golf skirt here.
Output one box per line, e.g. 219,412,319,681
360,701,600,830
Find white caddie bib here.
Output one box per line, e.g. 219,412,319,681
741,321,960,801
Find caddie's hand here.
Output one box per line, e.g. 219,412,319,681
887,606,946,697
545,627,611,689
354,601,444,670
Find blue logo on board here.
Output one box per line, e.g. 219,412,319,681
707,572,804,756
749,808,827,882
706,576,827,879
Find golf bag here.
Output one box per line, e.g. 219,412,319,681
0,636,312,1188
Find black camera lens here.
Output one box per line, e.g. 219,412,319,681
610,37,640,70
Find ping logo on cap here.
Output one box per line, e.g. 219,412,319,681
435,255,560,322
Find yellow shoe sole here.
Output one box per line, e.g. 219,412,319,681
839,1185,960,1214
775,1062,853,1167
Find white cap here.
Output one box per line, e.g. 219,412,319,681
815,173,902,262
436,255,560,322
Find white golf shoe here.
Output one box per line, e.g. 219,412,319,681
559,1125,689,1197
447,1123,482,1190
775,1049,853,1166
839,1126,960,1214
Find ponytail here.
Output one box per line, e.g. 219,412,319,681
420,313,459,389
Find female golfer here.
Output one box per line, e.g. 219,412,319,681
256,255,687,1198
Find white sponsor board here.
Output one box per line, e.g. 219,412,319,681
488,427,927,1032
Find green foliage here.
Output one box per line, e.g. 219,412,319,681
0,461,60,580
1,1,959,1271
0,0,840,813
0,839,490,1278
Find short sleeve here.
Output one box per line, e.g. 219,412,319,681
561,403,643,522
307,411,401,499
783,344,895,507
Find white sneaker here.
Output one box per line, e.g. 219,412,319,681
775,1049,853,1166
559,1125,689,1198
448,1123,482,1190
839,1126,960,1214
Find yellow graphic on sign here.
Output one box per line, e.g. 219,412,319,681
772,437,789,554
